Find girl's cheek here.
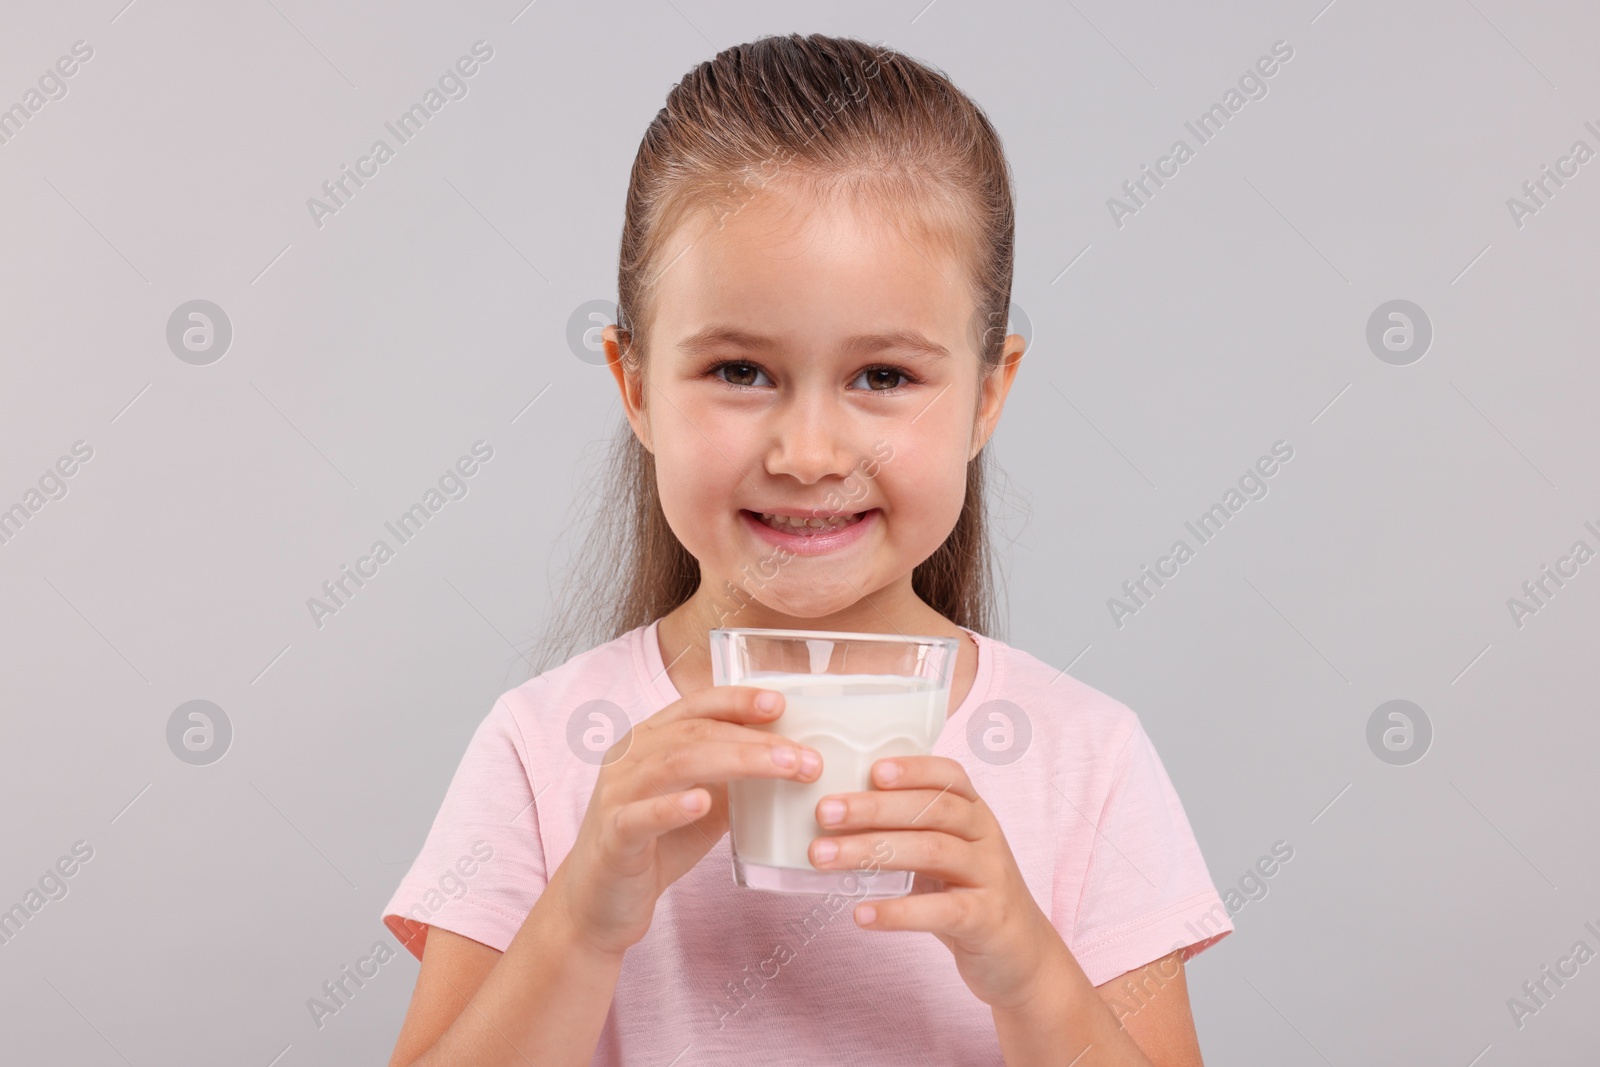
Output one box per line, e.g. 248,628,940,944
895,444,971,522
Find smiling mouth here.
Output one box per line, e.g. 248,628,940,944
744,509,869,534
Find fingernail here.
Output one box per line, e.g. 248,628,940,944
771,746,797,768
757,691,781,712
876,761,900,784
818,799,845,825
856,904,877,925
812,838,839,863
799,749,821,776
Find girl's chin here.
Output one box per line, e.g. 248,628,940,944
717,585,867,622
697,549,882,620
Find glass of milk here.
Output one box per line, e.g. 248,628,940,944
710,627,958,897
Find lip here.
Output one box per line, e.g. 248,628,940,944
740,508,878,556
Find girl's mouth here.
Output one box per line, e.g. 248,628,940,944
753,510,865,532
739,508,878,555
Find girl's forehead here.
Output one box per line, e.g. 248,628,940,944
654,190,975,335
692,178,970,265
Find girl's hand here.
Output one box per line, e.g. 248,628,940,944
806,756,1063,1012
551,686,823,959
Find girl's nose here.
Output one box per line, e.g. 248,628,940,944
763,393,860,485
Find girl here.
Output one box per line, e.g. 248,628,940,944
382,33,1231,1066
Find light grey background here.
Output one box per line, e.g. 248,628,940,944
2,0,1595,1063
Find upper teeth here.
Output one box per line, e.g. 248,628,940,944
758,512,862,530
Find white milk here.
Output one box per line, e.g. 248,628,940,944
728,672,950,871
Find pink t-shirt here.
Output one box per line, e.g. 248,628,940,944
382,620,1232,1063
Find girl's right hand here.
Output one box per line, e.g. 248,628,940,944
549,685,821,958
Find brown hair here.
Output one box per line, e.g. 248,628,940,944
531,33,1018,674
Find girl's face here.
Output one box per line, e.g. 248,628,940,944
607,186,1021,625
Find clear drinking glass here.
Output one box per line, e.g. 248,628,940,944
710,627,959,896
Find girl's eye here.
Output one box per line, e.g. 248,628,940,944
850,365,916,392
709,361,773,389
704,361,920,393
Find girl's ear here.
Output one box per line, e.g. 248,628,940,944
604,324,653,452
969,334,1025,459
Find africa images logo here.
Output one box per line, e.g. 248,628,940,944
305,41,495,230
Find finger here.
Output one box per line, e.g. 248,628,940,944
869,755,978,801
807,829,977,886
852,886,979,937
813,786,983,840
657,684,786,726
666,715,817,751
651,738,823,792
610,787,711,856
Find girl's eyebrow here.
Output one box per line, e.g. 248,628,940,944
677,326,950,361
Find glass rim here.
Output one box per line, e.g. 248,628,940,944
709,626,959,648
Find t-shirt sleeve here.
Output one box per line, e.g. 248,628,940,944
1063,717,1233,987
381,695,548,961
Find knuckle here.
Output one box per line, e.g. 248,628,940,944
967,804,990,838
607,804,631,842
659,744,690,777
595,779,624,812
952,892,976,931
870,834,895,865
841,796,865,825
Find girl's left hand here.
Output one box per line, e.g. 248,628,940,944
807,755,1065,1012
